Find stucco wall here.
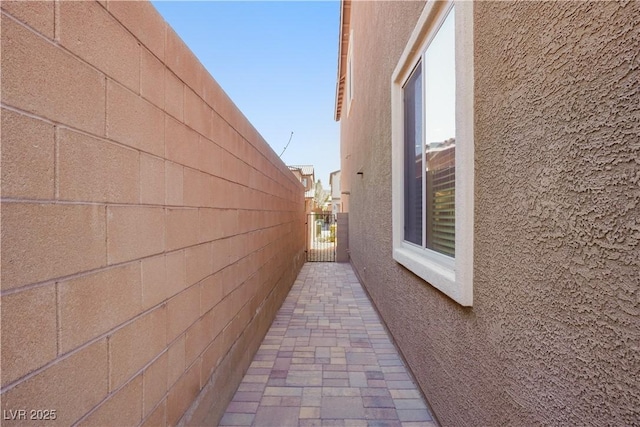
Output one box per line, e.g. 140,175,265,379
341,1,639,425
1,1,305,426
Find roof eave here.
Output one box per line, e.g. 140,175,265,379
334,0,351,122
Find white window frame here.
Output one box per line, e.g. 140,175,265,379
391,0,474,306
346,30,354,116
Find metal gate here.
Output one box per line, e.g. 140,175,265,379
306,213,337,262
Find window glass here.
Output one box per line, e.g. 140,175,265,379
392,1,474,306
403,63,423,245
424,7,456,256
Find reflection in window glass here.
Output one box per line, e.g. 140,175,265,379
424,7,455,257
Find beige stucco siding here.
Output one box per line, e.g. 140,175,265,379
340,1,639,425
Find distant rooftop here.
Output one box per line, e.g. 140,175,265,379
288,165,315,176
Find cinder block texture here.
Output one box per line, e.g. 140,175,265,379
166,286,200,343
107,0,166,61
109,307,167,390
1,203,107,290
0,339,108,427
141,48,165,109
57,128,140,203
167,335,186,389
165,26,203,94
167,359,201,426
1,14,105,135
1,1,305,426
107,205,165,264
58,264,142,354
165,116,200,170
141,254,168,309
166,208,199,251
184,87,213,139
165,161,184,206
166,250,187,299
58,0,139,92
143,353,168,416
107,80,165,156
142,399,167,427
141,153,166,205
79,375,143,427
1,108,55,199
1,0,54,39
1,286,57,387
165,70,184,121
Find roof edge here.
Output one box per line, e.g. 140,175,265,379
334,0,351,121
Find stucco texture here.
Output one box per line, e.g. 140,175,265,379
341,1,639,426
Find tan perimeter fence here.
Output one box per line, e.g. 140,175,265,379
1,1,305,425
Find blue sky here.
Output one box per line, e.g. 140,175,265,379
151,1,341,187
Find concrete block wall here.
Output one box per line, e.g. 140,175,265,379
1,1,305,425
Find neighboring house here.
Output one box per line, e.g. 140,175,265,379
329,170,341,215
288,165,316,213
335,1,639,426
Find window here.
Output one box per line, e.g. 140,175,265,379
346,30,354,115
391,1,474,306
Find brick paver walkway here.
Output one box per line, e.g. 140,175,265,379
219,263,436,427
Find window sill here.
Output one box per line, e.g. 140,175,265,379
394,243,460,296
